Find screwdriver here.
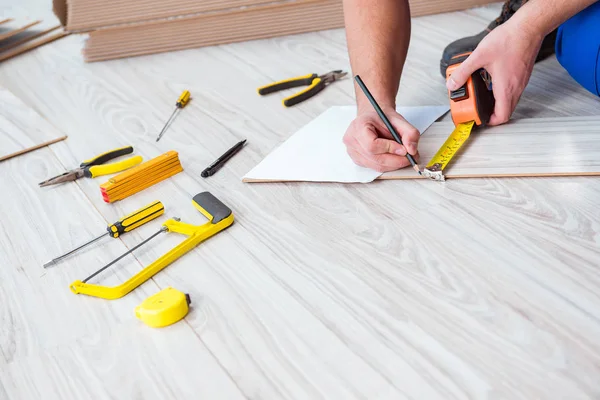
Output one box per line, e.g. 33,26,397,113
43,201,165,268
155,90,191,142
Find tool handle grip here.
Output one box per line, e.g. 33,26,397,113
80,146,134,168
176,90,191,108
192,191,233,224
107,200,165,237
257,73,318,95
86,155,143,178
282,78,324,107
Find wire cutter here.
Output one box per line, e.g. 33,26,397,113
257,70,348,107
39,146,143,187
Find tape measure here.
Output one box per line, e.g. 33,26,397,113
423,121,474,181
135,287,191,328
423,52,495,181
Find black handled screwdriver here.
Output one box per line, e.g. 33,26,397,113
43,201,165,268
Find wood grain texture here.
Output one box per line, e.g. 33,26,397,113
82,0,346,62
0,85,67,161
0,149,245,400
380,116,600,180
1,1,600,399
60,0,498,31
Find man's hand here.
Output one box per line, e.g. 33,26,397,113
446,20,544,126
343,108,420,172
341,0,413,172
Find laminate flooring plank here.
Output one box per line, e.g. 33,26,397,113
0,85,67,161
0,58,424,400
240,183,600,397
0,149,147,363
0,150,246,399
11,61,597,398
1,2,600,399
0,32,416,400
0,324,246,400
380,116,600,179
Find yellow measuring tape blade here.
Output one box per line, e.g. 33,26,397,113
423,121,475,180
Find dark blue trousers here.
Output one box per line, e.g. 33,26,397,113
555,1,600,96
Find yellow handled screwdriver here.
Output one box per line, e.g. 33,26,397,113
43,201,165,268
155,90,191,142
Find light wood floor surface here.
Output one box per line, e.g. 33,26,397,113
1,1,600,399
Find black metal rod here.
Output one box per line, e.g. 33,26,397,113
82,227,166,283
43,232,108,268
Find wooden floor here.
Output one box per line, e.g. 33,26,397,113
1,1,600,399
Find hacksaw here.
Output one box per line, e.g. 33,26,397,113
69,191,234,300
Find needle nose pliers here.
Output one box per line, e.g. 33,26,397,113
39,146,143,187
257,70,348,107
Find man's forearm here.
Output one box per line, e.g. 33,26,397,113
342,0,411,113
512,0,599,39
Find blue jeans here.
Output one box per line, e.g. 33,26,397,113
555,1,600,96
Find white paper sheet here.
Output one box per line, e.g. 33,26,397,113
242,105,449,183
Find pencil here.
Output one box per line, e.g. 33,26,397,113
354,75,422,175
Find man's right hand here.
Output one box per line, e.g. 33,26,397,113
342,108,420,172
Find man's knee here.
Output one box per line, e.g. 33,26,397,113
555,1,600,97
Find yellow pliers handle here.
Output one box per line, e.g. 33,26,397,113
81,146,143,178
257,73,326,107
87,155,143,178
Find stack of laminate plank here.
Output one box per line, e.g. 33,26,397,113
52,0,498,62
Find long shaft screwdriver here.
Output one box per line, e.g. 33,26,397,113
156,90,191,142
43,201,165,268
82,218,179,283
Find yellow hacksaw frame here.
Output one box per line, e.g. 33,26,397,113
69,192,234,300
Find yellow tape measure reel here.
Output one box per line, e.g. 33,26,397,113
135,287,191,328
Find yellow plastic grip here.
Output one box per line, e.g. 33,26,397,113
88,155,143,178
256,73,316,95
108,200,165,238
176,90,191,108
282,77,321,106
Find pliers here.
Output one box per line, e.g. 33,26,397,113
39,146,143,187
257,70,348,107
